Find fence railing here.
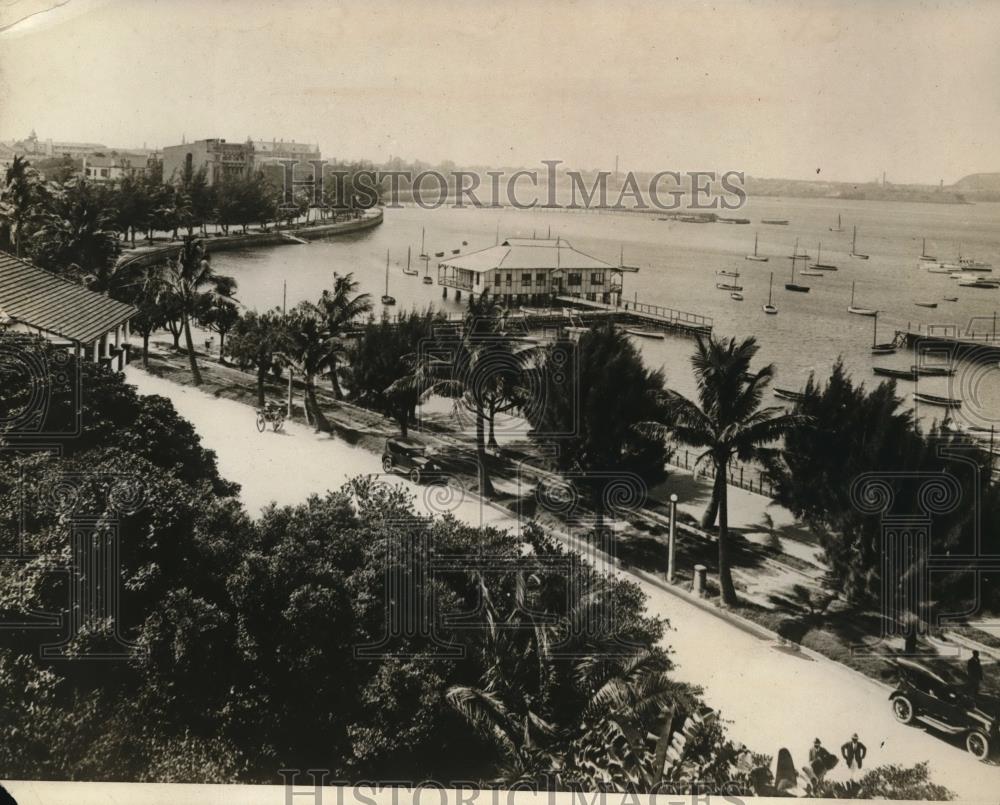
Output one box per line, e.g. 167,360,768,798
668,446,777,498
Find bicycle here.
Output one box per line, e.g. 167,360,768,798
256,403,286,432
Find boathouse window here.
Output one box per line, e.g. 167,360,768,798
536,272,546,283
494,274,501,286
568,272,582,286
522,274,531,285
591,272,604,284
474,274,480,286
505,273,512,285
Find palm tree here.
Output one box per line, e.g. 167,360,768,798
159,237,236,385
32,179,120,280
228,309,290,408
642,335,804,607
312,272,372,399
0,155,41,257
278,305,335,431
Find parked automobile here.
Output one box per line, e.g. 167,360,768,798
888,657,998,760
381,437,444,484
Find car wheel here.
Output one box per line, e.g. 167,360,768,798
892,696,915,724
256,414,266,433
966,730,990,761
382,457,393,473
409,468,422,484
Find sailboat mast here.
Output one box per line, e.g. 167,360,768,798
851,280,856,306
421,228,425,254
385,249,390,295
872,311,878,348
407,246,411,271
852,226,857,252
768,272,773,304
754,232,759,256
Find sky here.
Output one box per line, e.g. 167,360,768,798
1,0,998,184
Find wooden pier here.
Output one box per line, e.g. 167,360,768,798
554,295,713,337
895,319,1000,359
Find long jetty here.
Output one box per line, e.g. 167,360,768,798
554,295,712,337
895,317,1000,359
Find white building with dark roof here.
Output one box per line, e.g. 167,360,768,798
0,251,136,370
436,237,627,306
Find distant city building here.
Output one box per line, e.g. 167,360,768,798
161,138,255,186
437,238,622,306
82,152,154,183
250,138,321,166
5,130,107,158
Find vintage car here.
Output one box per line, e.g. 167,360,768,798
380,437,444,484
888,657,999,761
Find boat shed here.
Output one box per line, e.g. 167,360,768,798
0,251,136,371
436,237,630,306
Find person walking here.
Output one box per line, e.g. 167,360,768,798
967,650,983,696
841,733,867,770
809,738,838,780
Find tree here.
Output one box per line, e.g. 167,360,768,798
311,273,373,399
198,295,241,364
31,179,120,282
0,155,42,257
159,237,236,385
643,335,804,607
526,323,670,532
227,309,289,407
128,273,168,368
278,305,335,431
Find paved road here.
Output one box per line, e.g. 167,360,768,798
123,368,1000,800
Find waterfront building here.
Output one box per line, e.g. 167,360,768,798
250,138,321,166
0,251,136,370
162,138,255,186
436,237,623,306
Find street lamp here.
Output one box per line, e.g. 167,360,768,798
668,493,678,583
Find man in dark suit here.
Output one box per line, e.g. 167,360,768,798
841,733,867,770
967,650,983,696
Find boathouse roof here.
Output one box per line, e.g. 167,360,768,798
438,238,616,273
0,251,135,343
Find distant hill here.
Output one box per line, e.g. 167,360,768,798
952,173,1000,193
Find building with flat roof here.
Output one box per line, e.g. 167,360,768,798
436,238,627,306
162,138,254,186
0,251,135,370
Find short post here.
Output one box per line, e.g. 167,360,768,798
286,367,294,418
692,564,707,597
667,493,678,583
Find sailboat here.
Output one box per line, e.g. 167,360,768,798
419,228,428,259
918,238,936,262
762,272,778,314
402,246,419,276
784,242,810,292
745,232,768,262
871,311,896,354
422,255,433,284
847,280,877,316
809,242,838,271
829,213,843,232
381,249,396,305
850,225,870,259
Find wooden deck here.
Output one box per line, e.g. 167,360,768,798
895,322,1000,359
554,295,713,337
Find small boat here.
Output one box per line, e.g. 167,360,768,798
871,312,895,354
402,246,419,276
913,392,962,409
958,279,998,289
462,240,468,246
762,219,789,225
419,227,428,259
451,248,461,255
745,232,769,262
730,292,744,301
944,296,958,302
927,264,954,274
774,387,806,402
625,328,665,339
716,282,744,291
435,251,445,258
381,249,396,306
918,238,936,262
422,255,433,284
847,281,877,316
829,214,843,232
784,244,810,292
914,301,937,308
809,242,837,270
850,225,869,260
874,367,918,380
762,272,778,314
799,269,824,277
717,270,741,277
912,365,955,377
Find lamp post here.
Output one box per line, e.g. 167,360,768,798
668,493,678,583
